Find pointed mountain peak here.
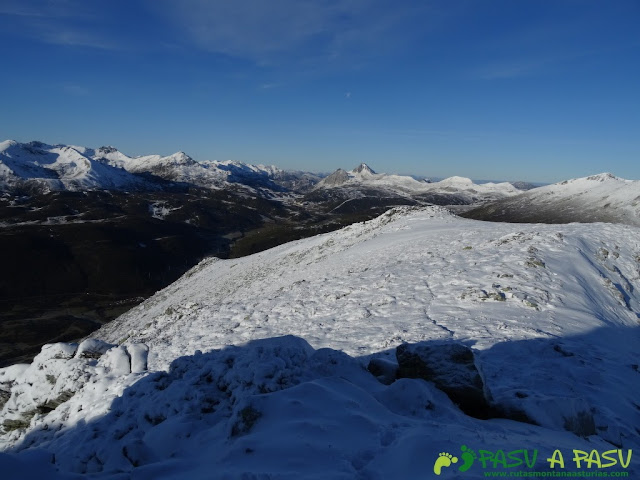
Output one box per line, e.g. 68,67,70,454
352,163,375,175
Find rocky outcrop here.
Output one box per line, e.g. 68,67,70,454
0,340,149,438
76,339,115,359
395,342,491,418
367,357,398,385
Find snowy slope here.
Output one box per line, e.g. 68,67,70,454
93,146,289,191
0,140,152,193
464,172,640,226
93,147,225,187
315,163,519,204
425,175,520,203
1,207,639,478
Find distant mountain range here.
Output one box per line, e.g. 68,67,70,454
314,162,522,203
4,139,640,231
299,162,531,220
0,140,320,196
5,139,640,228
0,141,534,205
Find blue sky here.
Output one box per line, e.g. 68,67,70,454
0,0,638,182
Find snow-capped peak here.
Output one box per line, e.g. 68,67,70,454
165,151,194,165
585,172,621,182
557,172,628,188
422,176,520,204
351,163,376,175
438,176,474,185
557,172,630,188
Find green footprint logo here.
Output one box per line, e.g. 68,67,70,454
458,445,477,472
433,452,458,475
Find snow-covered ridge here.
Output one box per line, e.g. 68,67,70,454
533,172,640,222
0,140,290,193
464,171,640,226
430,175,519,199
1,206,638,477
0,140,152,192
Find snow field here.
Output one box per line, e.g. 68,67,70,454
1,206,639,478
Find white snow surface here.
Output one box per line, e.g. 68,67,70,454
1,206,639,478
432,175,518,195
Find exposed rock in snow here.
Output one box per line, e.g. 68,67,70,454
75,339,114,359
0,340,148,449
367,357,398,385
396,342,489,419
2,335,636,478
43,343,78,360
